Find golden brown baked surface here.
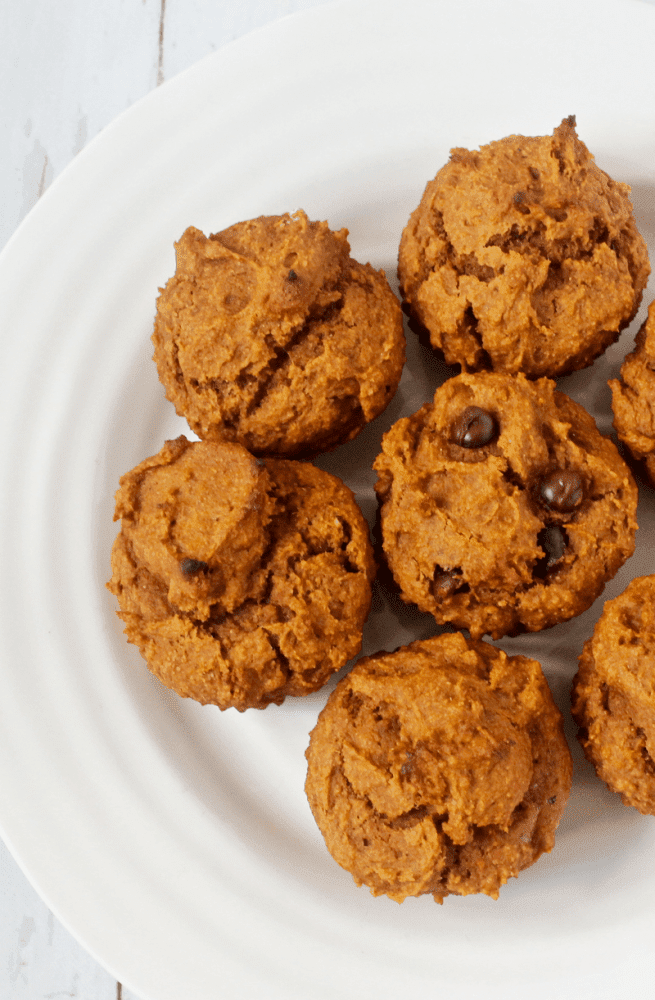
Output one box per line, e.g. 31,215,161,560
152,211,405,457
398,117,649,378
571,575,655,815
305,632,572,903
107,437,375,711
373,372,638,639
610,300,655,484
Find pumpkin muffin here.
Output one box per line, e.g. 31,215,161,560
107,437,375,711
373,371,638,639
398,117,649,378
610,300,655,484
152,211,405,457
305,632,572,903
572,575,655,815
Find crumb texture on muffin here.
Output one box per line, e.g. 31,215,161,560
610,300,655,483
572,575,655,815
373,372,638,639
152,211,405,457
107,437,375,711
398,117,649,378
305,632,572,903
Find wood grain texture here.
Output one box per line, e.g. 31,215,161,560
0,849,133,1000
1,0,163,254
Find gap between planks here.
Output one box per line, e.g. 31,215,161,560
157,0,167,85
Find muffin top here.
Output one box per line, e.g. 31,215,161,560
108,437,376,710
399,117,649,378
610,299,655,482
152,211,405,457
305,632,572,902
572,574,655,815
374,371,638,639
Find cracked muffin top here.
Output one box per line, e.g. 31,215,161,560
107,437,375,711
572,575,655,816
398,117,649,378
373,371,638,639
151,211,405,457
610,300,655,484
305,632,572,903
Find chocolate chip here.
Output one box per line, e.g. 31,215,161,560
180,557,209,576
529,167,540,180
432,567,466,599
433,572,457,598
451,407,496,448
537,526,567,569
548,795,557,805
539,470,583,512
287,268,299,282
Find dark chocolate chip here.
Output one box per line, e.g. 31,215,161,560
287,268,299,282
548,795,557,805
432,567,465,599
537,526,567,569
180,557,209,576
539,470,584,512
451,406,497,448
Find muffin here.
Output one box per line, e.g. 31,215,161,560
152,211,405,457
398,117,649,378
107,437,375,711
610,300,655,483
305,632,572,903
373,371,638,639
572,575,655,815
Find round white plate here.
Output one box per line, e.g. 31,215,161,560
2,0,655,997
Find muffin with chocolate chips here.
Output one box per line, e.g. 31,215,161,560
398,116,649,378
373,371,637,639
572,575,655,815
107,436,375,711
152,211,405,457
305,632,572,903
610,300,655,484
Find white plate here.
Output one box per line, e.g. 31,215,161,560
2,0,655,997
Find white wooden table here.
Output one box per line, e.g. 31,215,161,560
4,1,655,997
1,4,330,996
